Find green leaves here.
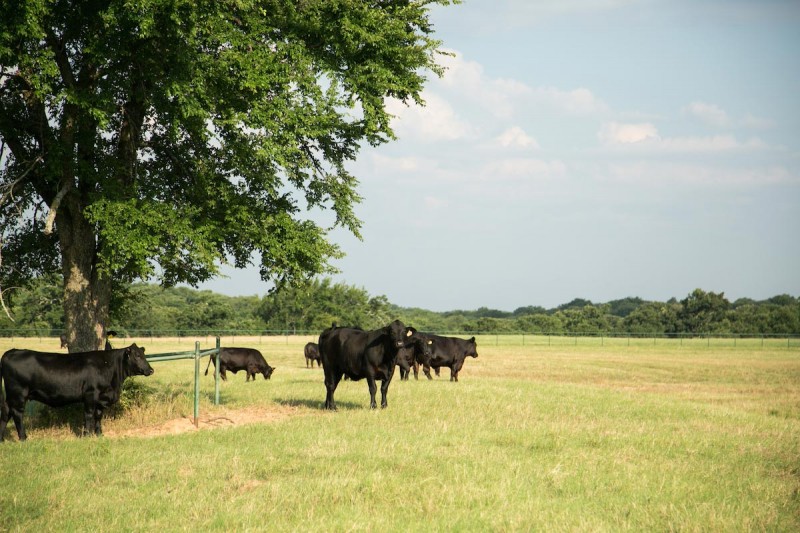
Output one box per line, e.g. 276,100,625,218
1,0,456,319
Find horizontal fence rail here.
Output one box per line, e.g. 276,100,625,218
2,330,798,349
145,338,221,426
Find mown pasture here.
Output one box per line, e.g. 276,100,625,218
1,335,798,531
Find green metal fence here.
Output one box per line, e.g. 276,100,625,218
145,337,222,426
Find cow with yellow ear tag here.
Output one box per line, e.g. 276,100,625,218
319,319,419,410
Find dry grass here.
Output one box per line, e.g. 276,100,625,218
1,336,799,531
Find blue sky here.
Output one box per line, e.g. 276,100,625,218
200,0,800,311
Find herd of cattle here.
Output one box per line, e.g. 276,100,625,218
0,319,477,441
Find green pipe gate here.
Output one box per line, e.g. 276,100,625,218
145,337,222,427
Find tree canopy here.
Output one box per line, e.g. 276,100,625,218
0,0,457,350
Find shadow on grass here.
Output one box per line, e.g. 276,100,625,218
16,402,85,438
273,396,364,411
7,379,164,439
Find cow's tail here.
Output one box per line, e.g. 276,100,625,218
204,352,215,376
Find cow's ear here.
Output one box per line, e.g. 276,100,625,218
469,337,476,342
427,340,433,345
406,327,416,336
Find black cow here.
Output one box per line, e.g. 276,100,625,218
304,342,321,368
397,335,434,381
0,344,154,441
420,334,478,382
204,347,274,381
319,320,424,410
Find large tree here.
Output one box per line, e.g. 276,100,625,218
0,0,456,350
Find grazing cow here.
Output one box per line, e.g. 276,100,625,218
319,320,423,410
304,342,321,368
0,344,154,441
420,334,478,382
397,335,434,381
59,334,68,349
204,347,274,382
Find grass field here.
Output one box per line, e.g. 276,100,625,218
1,335,798,531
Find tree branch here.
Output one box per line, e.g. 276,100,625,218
0,154,43,207
0,234,16,321
43,180,71,235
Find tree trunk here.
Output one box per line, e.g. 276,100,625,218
58,199,111,352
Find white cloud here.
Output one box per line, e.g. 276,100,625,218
657,135,768,153
598,122,770,154
598,122,660,144
741,113,775,130
424,196,448,209
603,161,796,186
685,101,731,128
537,86,609,115
386,92,473,141
494,127,541,150
435,51,608,118
480,158,567,181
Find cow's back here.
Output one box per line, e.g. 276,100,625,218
1,349,120,406
220,347,266,364
320,327,372,376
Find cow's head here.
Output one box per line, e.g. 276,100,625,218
125,344,155,376
405,328,433,366
383,319,409,349
262,365,275,380
466,337,478,358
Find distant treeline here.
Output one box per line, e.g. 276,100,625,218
1,277,798,336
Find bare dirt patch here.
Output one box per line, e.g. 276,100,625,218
107,405,301,439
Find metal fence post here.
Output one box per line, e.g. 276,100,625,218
194,341,200,427
214,336,221,406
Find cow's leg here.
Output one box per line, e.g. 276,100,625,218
83,406,95,436
451,362,464,382
435,367,441,377
324,371,342,411
94,407,105,436
379,379,391,409
366,376,378,409
1,398,24,442
82,394,99,436
220,366,228,381
8,402,27,441
423,364,432,380
0,402,7,442
412,362,419,380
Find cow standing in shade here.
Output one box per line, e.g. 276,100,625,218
0,344,154,441
420,334,478,382
319,320,423,410
304,342,321,368
204,347,274,382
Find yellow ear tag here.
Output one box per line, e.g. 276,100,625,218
406,330,412,337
